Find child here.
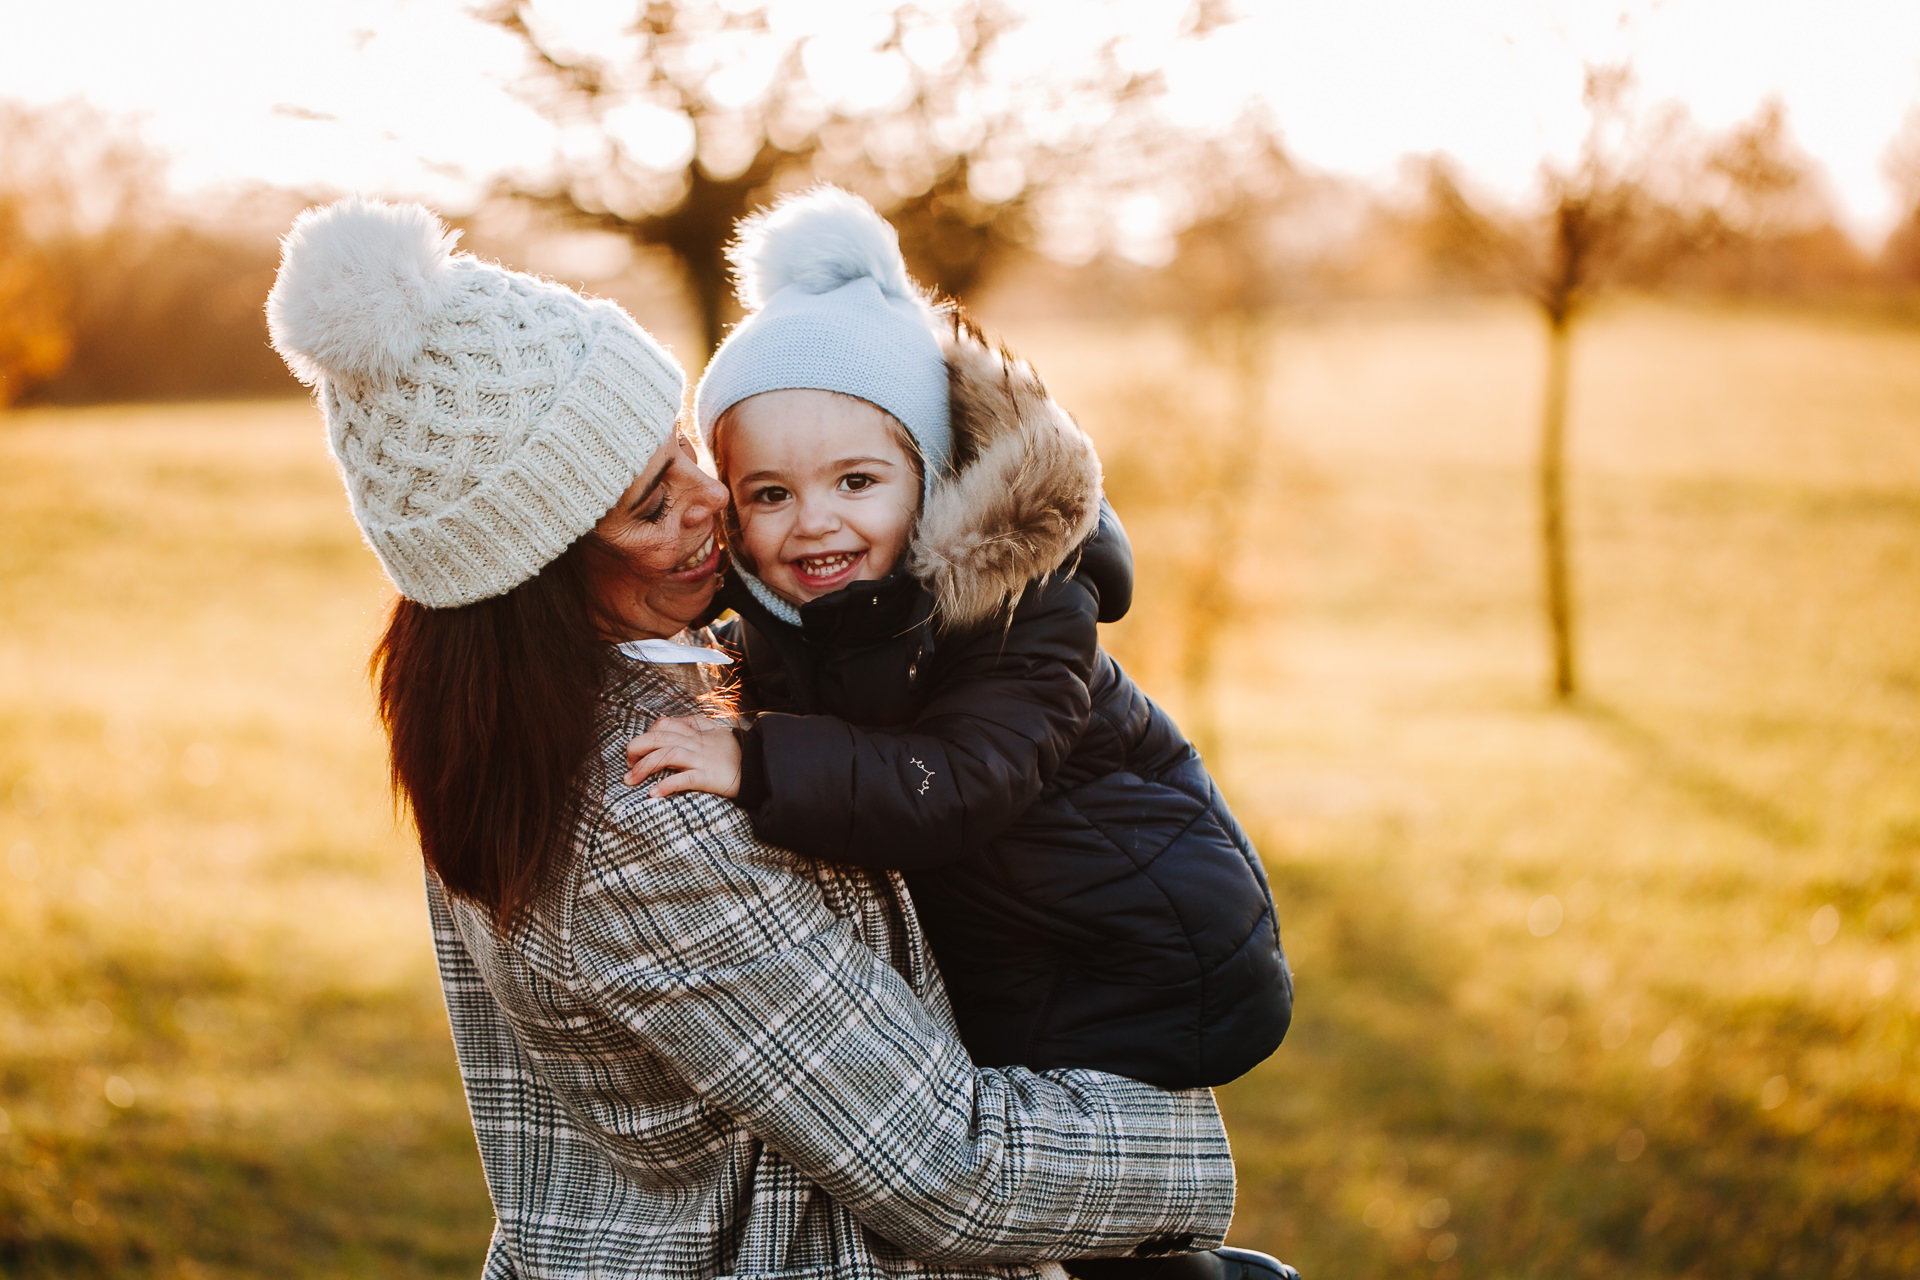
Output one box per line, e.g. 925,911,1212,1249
628,188,1296,1280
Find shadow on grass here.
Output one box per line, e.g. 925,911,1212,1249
1220,844,1920,1280
2,1118,488,1280
0,969,492,1279
1579,699,1812,847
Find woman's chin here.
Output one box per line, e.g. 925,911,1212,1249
671,577,721,626
609,579,718,641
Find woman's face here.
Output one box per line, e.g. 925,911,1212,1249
723,389,921,606
588,432,729,640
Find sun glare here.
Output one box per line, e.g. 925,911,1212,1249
0,0,1914,231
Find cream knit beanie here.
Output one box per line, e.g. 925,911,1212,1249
267,197,685,609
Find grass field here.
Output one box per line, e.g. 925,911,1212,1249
2,297,1917,1278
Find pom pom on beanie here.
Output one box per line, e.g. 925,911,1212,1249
267,197,463,386
695,186,950,492
729,185,916,311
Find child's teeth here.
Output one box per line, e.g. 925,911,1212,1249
801,553,855,575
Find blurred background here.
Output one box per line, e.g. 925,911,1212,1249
3,1,1918,1276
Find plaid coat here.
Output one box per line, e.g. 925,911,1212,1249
429,654,1237,1280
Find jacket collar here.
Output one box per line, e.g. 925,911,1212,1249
721,569,933,653
904,310,1104,631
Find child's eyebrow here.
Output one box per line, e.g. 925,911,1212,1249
734,457,897,485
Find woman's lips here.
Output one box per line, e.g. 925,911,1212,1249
666,531,720,581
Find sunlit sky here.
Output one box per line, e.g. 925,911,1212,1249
4,0,1919,241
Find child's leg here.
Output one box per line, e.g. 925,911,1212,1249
1068,1247,1299,1280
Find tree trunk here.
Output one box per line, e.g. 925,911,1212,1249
1538,310,1577,700
1179,316,1269,764
684,253,729,362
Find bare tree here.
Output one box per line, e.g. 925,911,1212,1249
0,101,157,408
1521,68,1677,700
483,0,1160,355
1415,68,1685,702
1404,85,1877,699
1170,132,1293,764
1091,117,1313,763
1687,98,1865,293
0,195,69,409
0,101,307,407
1880,107,1920,284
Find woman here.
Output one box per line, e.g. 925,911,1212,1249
267,196,1236,1280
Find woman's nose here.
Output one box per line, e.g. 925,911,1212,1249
681,466,727,521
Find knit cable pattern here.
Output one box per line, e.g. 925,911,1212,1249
287,230,684,609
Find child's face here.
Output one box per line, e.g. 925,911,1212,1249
723,389,920,606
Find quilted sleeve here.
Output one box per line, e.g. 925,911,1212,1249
740,573,1099,871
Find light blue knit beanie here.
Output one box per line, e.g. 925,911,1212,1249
693,187,951,494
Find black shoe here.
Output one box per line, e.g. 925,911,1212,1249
1216,1246,1301,1280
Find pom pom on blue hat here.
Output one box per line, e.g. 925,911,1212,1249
694,187,951,489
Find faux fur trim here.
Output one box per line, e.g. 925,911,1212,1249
907,311,1103,631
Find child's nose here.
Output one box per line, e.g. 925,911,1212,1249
794,493,838,535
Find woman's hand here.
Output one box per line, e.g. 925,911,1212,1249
625,716,742,798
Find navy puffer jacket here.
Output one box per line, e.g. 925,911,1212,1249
715,315,1291,1090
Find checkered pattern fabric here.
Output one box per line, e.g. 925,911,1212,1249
429,653,1236,1279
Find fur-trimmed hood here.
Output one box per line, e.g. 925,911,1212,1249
906,312,1104,631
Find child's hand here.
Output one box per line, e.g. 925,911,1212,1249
625,716,742,799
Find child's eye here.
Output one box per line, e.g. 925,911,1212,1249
750,485,790,505
839,473,876,493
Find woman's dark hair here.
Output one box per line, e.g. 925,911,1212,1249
371,534,616,925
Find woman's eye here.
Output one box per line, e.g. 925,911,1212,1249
641,490,673,524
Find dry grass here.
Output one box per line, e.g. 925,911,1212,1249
0,401,490,1276
1020,295,1920,1279
2,296,1917,1277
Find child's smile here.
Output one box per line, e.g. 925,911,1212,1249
793,549,864,590
720,389,922,607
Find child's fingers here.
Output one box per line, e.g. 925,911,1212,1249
648,768,714,799
624,746,692,786
625,718,698,765
624,718,734,787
